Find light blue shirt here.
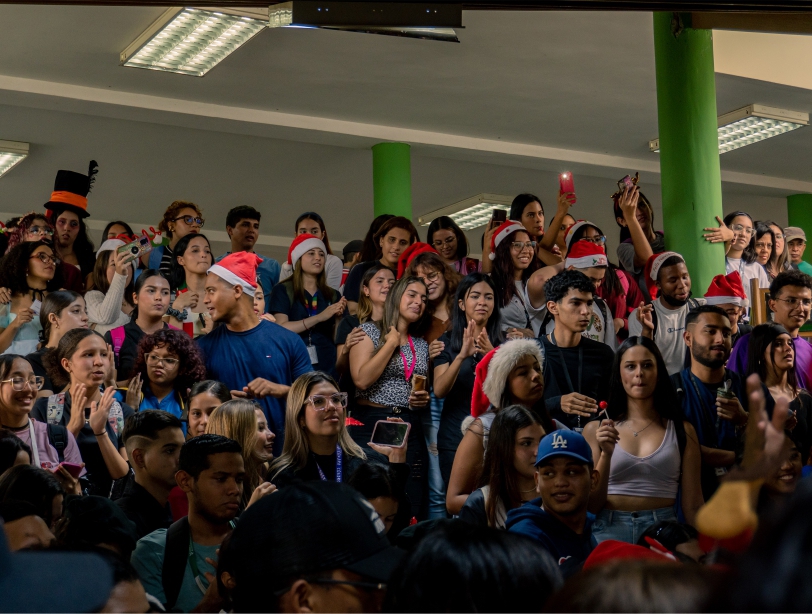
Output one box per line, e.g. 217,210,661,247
216,252,280,313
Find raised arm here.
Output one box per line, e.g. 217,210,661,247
350,327,399,390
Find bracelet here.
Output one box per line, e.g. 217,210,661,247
303,318,309,332
94,431,107,437
166,307,188,321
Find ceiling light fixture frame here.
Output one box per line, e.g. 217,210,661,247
0,140,29,179
418,193,514,230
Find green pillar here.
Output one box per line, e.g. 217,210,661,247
372,143,412,219
653,12,725,294
788,194,812,265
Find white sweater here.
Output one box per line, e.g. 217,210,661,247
86,272,131,336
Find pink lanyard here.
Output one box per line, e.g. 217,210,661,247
400,336,417,382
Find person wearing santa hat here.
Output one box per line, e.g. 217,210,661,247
703,271,751,347
487,221,542,338
628,252,704,375
445,339,559,516
198,251,313,455
268,234,346,376
526,238,617,350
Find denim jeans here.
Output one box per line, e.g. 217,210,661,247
592,507,678,544
421,393,447,518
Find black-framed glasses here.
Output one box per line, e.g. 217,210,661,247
1,376,44,391
431,236,456,248
306,393,348,411
173,215,205,227
146,354,180,367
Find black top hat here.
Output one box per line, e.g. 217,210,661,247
43,160,98,219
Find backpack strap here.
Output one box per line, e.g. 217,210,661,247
46,393,66,426
110,326,126,363
46,423,69,463
161,516,191,611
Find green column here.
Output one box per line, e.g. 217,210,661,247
372,143,412,219
653,12,725,294
788,194,812,265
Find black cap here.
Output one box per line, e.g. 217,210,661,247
342,240,364,260
230,481,403,593
62,495,138,552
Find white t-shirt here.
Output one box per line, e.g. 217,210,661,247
726,258,769,319
628,297,706,375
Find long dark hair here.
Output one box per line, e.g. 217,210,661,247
294,212,334,256
509,194,544,225
751,222,776,269
427,216,469,261
0,241,61,295
357,214,394,263
189,380,232,404
450,274,504,353
91,249,134,307
747,323,798,398
39,290,83,344
490,228,540,308
404,251,461,317
607,336,684,424
763,219,789,273
131,269,169,321
565,221,623,297
101,220,135,241
481,405,540,528
614,188,655,244
168,232,213,292
45,210,96,276
44,328,105,389
724,211,757,264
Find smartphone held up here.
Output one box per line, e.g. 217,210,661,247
559,172,576,204
370,420,411,448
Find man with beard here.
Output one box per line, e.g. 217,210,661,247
671,306,748,499
629,252,704,375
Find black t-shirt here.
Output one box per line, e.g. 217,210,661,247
435,332,480,452
540,334,615,429
335,314,360,346
343,261,395,303
32,391,134,497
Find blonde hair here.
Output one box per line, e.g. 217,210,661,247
206,400,264,506
269,372,365,480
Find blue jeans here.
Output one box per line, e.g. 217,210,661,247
421,393,447,518
592,507,677,544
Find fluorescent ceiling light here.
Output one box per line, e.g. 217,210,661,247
0,140,29,179
418,194,513,230
269,2,462,43
649,104,808,154
120,7,267,77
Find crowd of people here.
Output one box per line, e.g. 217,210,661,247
1,162,812,612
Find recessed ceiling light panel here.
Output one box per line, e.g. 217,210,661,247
121,8,267,77
649,104,808,154
0,140,29,179
418,194,513,230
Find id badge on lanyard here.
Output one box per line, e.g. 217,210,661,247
307,334,318,365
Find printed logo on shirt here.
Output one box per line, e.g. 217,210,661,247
552,434,568,449
360,498,387,535
667,325,685,334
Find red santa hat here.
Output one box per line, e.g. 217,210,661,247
489,221,526,261
208,252,260,297
467,339,545,419
564,220,593,250
643,251,684,299
704,271,747,307
397,242,437,279
565,240,608,270
287,233,326,269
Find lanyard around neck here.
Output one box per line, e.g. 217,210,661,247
400,336,417,382
315,445,343,482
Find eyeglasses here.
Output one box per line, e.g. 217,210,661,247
1,376,44,391
27,225,53,237
581,235,606,245
511,241,537,252
774,297,812,308
30,252,56,265
432,236,456,248
730,224,754,236
306,393,348,411
173,215,205,227
417,271,441,284
146,354,180,367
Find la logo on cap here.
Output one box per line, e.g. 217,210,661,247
552,434,568,449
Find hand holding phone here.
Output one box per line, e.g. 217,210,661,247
55,462,84,479
370,420,410,448
559,172,576,204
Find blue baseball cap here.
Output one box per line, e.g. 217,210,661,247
535,430,593,466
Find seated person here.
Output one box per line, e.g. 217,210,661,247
506,429,599,579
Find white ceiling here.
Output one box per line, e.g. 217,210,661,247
0,5,810,262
